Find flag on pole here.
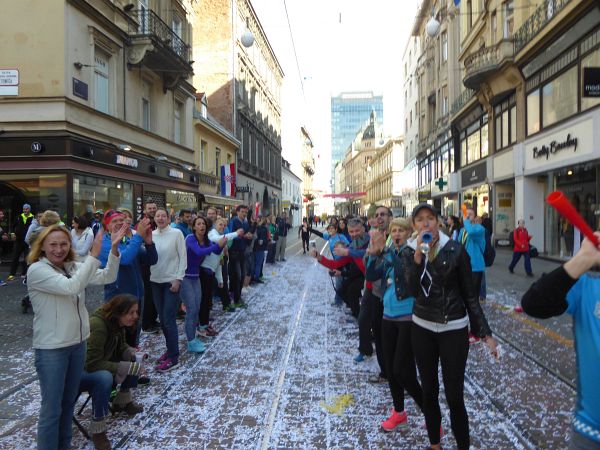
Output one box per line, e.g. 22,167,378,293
220,163,236,197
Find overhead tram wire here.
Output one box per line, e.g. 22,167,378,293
283,0,305,101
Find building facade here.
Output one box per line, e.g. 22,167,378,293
191,0,284,217
193,94,240,218
331,92,383,185
410,0,600,258
281,158,302,227
365,138,405,216
300,126,315,218
0,0,199,229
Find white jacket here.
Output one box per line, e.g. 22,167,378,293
27,253,120,349
201,228,238,284
150,226,187,283
71,227,94,259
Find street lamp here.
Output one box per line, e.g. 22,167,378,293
241,17,254,48
426,7,441,37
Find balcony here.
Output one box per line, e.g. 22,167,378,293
513,0,573,55
302,160,315,176
127,9,192,88
463,40,514,90
450,88,476,117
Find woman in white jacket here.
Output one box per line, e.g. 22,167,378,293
71,215,94,259
27,223,124,450
150,208,187,372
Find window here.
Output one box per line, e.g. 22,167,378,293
460,115,487,166
494,95,516,150
527,90,540,135
441,31,448,62
542,66,578,128
503,0,514,39
172,14,183,39
200,98,207,118
174,101,183,144
94,49,109,114
581,47,600,111
200,140,207,171
141,80,151,131
215,148,220,177
442,85,449,116
491,10,497,41
467,0,473,30
227,153,232,164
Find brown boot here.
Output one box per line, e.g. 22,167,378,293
112,390,144,417
89,419,111,450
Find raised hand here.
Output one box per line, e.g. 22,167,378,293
89,228,104,258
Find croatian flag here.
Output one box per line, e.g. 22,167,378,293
220,163,236,197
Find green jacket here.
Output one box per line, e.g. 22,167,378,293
85,307,136,384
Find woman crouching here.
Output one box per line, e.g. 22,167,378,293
80,294,144,450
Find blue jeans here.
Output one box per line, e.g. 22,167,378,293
509,251,532,274
180,277,200,341
253,250,265,280
151,282,180,360
334,276,344,305
35,342,86,450
79,370,138,419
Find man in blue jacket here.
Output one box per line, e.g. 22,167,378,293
98,209,158,346
275,213,292,262
229,205,253,307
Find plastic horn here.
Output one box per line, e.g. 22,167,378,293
546,191,600,246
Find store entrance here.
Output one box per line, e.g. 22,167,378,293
0,181,27,261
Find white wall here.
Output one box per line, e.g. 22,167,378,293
515,175,546,252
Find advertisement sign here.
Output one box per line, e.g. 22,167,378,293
0,69,18,96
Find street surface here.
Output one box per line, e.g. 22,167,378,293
0,231,577,449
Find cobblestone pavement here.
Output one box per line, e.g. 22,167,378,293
0,236,576,449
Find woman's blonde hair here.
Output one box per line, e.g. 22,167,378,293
40,210,61,227
27,224,75,265
389,217,412,233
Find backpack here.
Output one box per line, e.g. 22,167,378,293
483,228,496,267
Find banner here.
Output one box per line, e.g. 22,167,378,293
220,163,236,197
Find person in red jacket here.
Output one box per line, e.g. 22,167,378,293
509,219,534,277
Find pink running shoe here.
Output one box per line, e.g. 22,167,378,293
381,408,407,432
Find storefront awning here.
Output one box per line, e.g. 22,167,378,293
203,194,240,207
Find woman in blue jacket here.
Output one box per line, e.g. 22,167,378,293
366,218,424,432
252,216,269,283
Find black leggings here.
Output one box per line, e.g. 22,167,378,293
301,233,310,252
358,289,385,377
199,270,214,327
412,323,470,449
381,320,423,413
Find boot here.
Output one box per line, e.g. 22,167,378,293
112,390,144,416
89,419,111,450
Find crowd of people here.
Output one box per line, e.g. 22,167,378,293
0,198,597,450
0,201,293,450
308,203,597,450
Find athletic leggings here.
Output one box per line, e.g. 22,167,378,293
381,319,423,413
199,269,215,327
412,323,470,450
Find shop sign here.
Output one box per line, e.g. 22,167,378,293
418,188,431,202
583,68,600,97
0,69,18,96
168,168,184,179
115,155,139,168
532,134,578,160
461,161,486,187
72,78,88,100
236,186,250,193
31,142,44,153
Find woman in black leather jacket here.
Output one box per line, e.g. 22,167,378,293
402,203,498,450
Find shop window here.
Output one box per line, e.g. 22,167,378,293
581,47,600,111
542,66,578,128
73,175,132,217
527,90,540,135
467,131,480,164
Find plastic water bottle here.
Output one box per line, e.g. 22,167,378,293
420,231,432,254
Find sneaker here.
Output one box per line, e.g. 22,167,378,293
142,325,160,334
224,305,236,313
354,353,371,363
155,357,179,372
508,267,514,274
187,338,206,353
381,408,408,432
206,325,219,337
468,333,481,345
0,280,6,287
368,374,388,384
138,376,150,386
233,301,247,309
197,327,208,338
156,352,168,364
514,305,524,313
5,275,15,282
281,258,286,262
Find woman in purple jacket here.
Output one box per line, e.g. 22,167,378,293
180,217,226,353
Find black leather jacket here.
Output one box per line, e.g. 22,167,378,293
402,239,492,337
